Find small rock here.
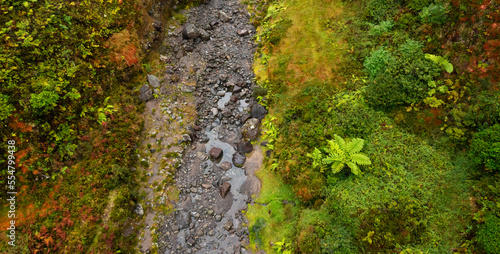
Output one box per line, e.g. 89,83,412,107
237,141,253,154
196,229,204,236
232,153,246,167
241,118,260,141
152,20,162,30
251,104,267,120
233,85,242,93
134,204,144,216
182,134,192,142
217,90,226,96
177,211,191,229
147,74,161,88
211,108,219,116
221,176,231,182
193,125,202,131
219,11,231,22
160,55,168,63
223,220,233,231
202,183,212,189
220,181,231,198
215,214,222,222
196,152,209,161
199,28,210,41
237,29,248,36
220,161,232,170
208,230,215,236
139,84,153,101
209,147,223,159
222,109,232,118
181,85,196,93
184,45,194,52
190,187,198,193
182,23,200,39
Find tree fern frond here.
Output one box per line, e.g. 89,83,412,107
328,139,344,158
334,134,346,151
347,162,360,175
351,153,372,165
323,154,342,165
307,148,324,169
331,161,344,174
346,138,364,154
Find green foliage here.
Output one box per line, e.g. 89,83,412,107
308,135,371,175
0,94,15,121
273,238,292,254
365,0,399,22
477,214,500,254
363,47,394,78
369,19,394,36
364,39,441,110
469,124,500,172
425,54,453,73
419,3,447,25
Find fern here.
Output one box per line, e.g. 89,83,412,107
309,134,372,175
425,54,453,73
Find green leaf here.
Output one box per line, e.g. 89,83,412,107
334,134,346,150
351,153,372,165
346,138,364,154
443,62,453,73
331,161,344,174
347,162,360,175
323,154,342,165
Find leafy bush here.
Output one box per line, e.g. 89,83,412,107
0,94,15,121
406,0,433,11
419,3,447,25
307,135,371,175
469,124,500,172
364,39,441,110
477,214,500,254
365,0,399,22
369,19,394,36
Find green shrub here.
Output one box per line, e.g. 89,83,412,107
419,3,447,25
0,94,15,121
469,124,500,172
365,0,399,22
364,39,441,110
406,0,432,11
369,19,394,36
363,47,394,78
477,214,500,254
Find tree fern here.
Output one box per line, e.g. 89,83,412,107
308,134,372,175
425,54,453,73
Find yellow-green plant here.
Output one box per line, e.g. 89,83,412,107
307,135,371,175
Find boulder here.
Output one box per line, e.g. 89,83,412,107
251,104,267,120
147,74,160,88
237,141,253,154
176,211,191,230
182,23,200,39
232,153,246,167
139,84,153,101
220,161,232,171
241,118,260,141
220,182,231,198
209,147,223,159
199,28,210,41
237,29,248,36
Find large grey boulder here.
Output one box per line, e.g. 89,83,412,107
182,23,200,39
139,84,153,101
147,74,160,88
251,104,267,120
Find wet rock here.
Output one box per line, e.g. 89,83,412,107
208,230,215,236
139,84,153,101
217,90,226,96
237,141,253,154
232,153,246,167
220,182,231,198
196,152,209,161
134,203,144,216
241,118,260,141
182,23,200,39
233,85,242,93
251,104,267,120
147,74,161,88
196,229,204,236
223,220,233,231
237,29,248,36
181,85,196,93
176,211,191,229
215,214,222,222
220,161,232,170
209,147,223,159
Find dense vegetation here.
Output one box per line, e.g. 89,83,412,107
245,0,499,253
0,0,169,252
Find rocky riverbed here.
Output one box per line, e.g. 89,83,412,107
135,0,266,253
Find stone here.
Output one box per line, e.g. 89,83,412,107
176,211,191,229
139,84,153,101
152,20,162,30
232,153,246,167
190,187,198,193
160,55,168,63
196,152,209,161
217,90,226,96
219,11,231,22
208,230,215,236
215,214,222,222
241,118,260,141
237,29,248,36
222,109,232,118
181,85,196,93
199,28,210,41
220,181,231,198
193,125,202,131
202,183,212,189
220,161,232,170
237,141,253,154
209,147,223,159
196,229,204,236
211,108,219,116
147,74,161,88
251,104,267,120
223,220,233,231
233,85,242,93
134,203,144,216
182,23,200,39
182,134,192,142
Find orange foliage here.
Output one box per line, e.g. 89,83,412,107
9,116,33,132
107,29,140,69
